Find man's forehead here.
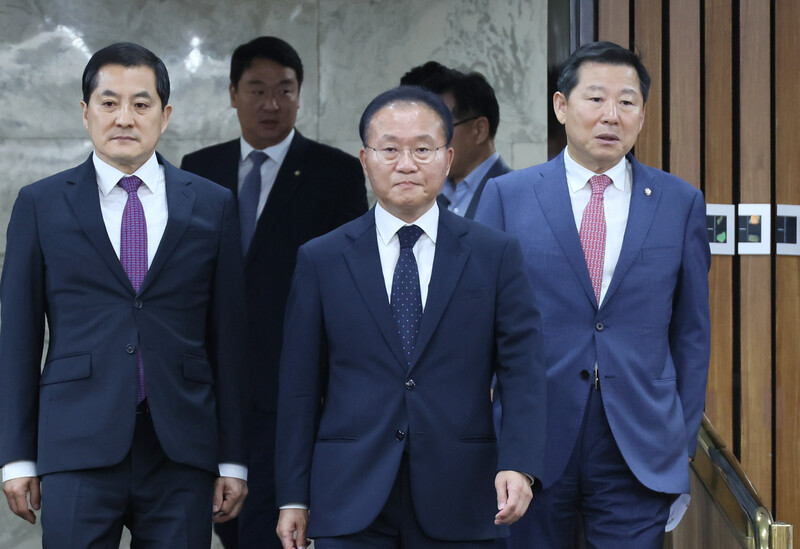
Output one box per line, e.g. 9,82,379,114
576,62,640,89
369,102,444,134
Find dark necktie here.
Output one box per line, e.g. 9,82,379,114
579,174,613,304
119,175,148,403
239,151,269,253
391,225,424,368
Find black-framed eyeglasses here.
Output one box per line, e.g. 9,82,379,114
453,116,480,127
364,145,447,165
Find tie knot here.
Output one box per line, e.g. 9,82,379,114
589,174,612,195
119,175,143,194
250,151,268,167
397,225,423,249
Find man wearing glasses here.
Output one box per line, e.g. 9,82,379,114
274,86,546,548
401,64,512,219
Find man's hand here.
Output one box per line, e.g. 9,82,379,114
276,508,309,549
3,476,41,524
212,477,248,523
494,470,532,525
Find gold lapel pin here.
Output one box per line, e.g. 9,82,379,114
644,188,652,196
294,170,301,177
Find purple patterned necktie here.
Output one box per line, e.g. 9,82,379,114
119,175,147,403
579,174,613,305
391,225,424,368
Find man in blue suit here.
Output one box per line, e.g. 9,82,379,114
275,86,546,548
401,64,512,219
0,43,248,547
476,41,711,547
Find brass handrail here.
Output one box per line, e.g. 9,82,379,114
685,415,793,549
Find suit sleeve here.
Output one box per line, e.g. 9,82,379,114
0,187,46,466
274,245,326,506
493,236,546,480
333,157,368,228
207,190,248,464
670,190,711,458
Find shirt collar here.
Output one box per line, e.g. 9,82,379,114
240,128,295,165
375,201,439,246
445,151,499,193
93,152,162,197
564,148,628,194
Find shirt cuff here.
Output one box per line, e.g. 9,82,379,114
279,503,309,510
218,463,248,481
2,461,37,482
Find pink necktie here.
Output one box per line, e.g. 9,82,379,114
119,175,148,403
579,174,612,305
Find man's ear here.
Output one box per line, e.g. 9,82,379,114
553,91,568,125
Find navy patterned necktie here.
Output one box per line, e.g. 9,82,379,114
119,175,147,403
391,225,424,367
239,151,269,253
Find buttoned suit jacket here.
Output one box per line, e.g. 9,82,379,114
275,206,547,541
475,151,711,495
0,153,247,476
180,131,367,413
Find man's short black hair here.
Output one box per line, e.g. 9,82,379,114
442,72,501,138
557,41,651,103
82,42,170,109
399,61,460,94
230,36,304,89
359,86,454,146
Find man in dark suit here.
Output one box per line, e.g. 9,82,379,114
401,64,512,218
180,36,367,548
275,86,546,549
0,42,248,548
476,41,711,548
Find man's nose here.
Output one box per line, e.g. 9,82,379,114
601,101,619,123
116,106,134,126
395,149,419,171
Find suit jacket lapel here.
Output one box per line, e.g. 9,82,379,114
140,155,196,294
465,156,511,219
247,131,306,262
343,211,408,369
218,140,241,195
602,155,660,306
64,156,133,292
534,154,598,308
408,209,470,372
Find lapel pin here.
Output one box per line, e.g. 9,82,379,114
644,188,652,196
294,170,301,177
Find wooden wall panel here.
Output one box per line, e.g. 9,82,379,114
737,0,773,505
633,0,662,170
703,0,734,449
668,0,701,187
774,0,800,527
598,0,630,47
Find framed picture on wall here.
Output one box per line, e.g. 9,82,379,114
706,204,735,255
737,203,771,255
776,204,800,255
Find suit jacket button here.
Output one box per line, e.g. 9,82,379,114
134,299,143,309
405,379,416,390
395,430,406,441
580,370,590,380
126,344,136,354
595,322,605,332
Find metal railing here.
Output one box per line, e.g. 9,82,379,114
666,415,793,549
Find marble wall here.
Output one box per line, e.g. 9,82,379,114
0,0,547,545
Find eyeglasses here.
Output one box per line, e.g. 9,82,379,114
364,145,447,165
453,116,480,127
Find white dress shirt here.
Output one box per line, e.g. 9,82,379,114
239,129,294,219
374,201,438,308
564,149,632,307
2,152,246,483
